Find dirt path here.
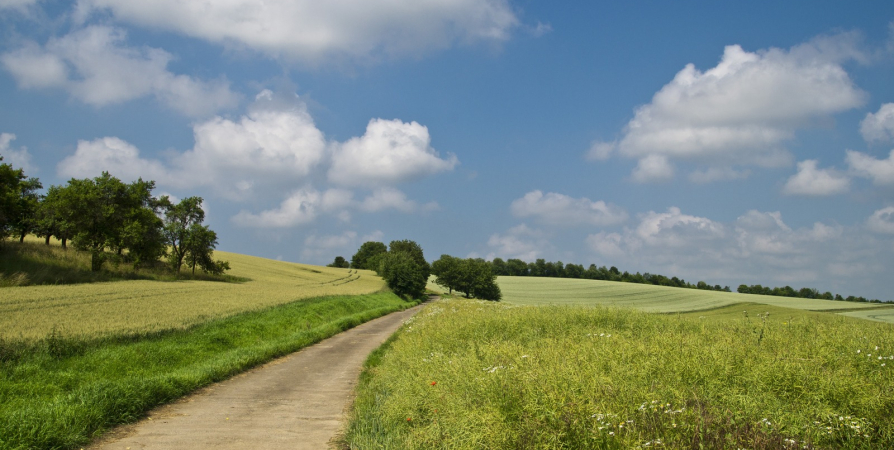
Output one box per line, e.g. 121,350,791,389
87,304,423,450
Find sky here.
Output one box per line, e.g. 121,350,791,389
1,1,893,300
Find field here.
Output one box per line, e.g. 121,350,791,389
345,298,894,449
0,249,384,340
496,276,894,322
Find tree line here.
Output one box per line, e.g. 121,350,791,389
0,155,227,275
488,257,732,292
736,284,884,304
337,241,502,301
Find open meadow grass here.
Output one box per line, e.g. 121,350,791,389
497,276,894,323
0,292,415,450
345,298,894,449
1,244,385,340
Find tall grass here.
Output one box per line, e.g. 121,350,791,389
345,299,894,449
0,292,415,450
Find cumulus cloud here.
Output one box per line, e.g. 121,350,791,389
846,149,894,185
329,118,458,187
360,187,435,213
581,207,893,296
0,26,240,116
602,34,866,182
631,154,674,183
58,136,170,183
867,207,894,234
0,0,37,10
301,231,359,261
76,0,519,64
688,167,750,184
230,187,353,228
782,160,850,195
860,103,894,143
0,133,35,173
486,224,551,261
510,190,627,226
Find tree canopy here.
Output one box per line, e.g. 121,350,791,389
351,241,387,270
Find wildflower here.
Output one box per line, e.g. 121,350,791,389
431,381,437,386
407,417,412,422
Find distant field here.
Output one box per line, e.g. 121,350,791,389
496,276,894,322
0,250,385,340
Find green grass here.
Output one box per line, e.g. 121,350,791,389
0,292,415,450
497,276,894,322
344,298,894,450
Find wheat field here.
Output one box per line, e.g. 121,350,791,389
496,276,894,320
0,250,385,340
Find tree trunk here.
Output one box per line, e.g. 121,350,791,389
19,232,25,243
45,235,50,245
61,238,67,249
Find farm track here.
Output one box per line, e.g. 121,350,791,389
87,304,423,450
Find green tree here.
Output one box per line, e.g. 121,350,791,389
162,196,205,274
327,256,350,268
432,254,461,294
351,241,387,269
184,224,226,275
10,177,42,242
380,250,427,299
0,155,28,239
388,239,431,280
34,185,75,247
60,173,155,271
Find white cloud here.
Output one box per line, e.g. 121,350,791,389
0,0,37,10
486,224,551,261
586,141,615,161
585,232,625,258
631,155,674,183
782,160,850,196
634,207,725,247
58,136,170,183
867,207,894,234
605,34,866,182
77,0,519,64
360,187,421,213
846,149,894,185
231,187,336,228
301,231,359,261
176,91,328,197
510,190,627,226
328,118,458,187
688,167,750,184
0,133,35,173
860,103,894,143
580,207,892,297
0,26,239,117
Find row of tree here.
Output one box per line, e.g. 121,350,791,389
737,284,883,303
431,255,501,301
346,240,431,300
488,257,731,292
0,155,227,274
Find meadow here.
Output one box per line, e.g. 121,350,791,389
345,298,894,449
1,244,384,340
495,276,894,322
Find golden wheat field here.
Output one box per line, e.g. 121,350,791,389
496,276,894,321
0,250,385,340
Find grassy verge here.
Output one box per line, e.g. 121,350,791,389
344,299,894,449
0,292,416,450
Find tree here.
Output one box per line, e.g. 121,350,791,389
184,224,227,275
59,173,155,271
162,196,205,273
388,239,431,281
0,155,29,239
379,250,427,299
432,254,461,294
11,177,42,242
351,241,387,270
328,256,350,268
34,185,75,247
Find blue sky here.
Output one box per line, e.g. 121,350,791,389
2,1,893,299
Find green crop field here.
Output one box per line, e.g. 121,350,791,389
496,276,894,322
345,298,894,450
0,249,385,340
